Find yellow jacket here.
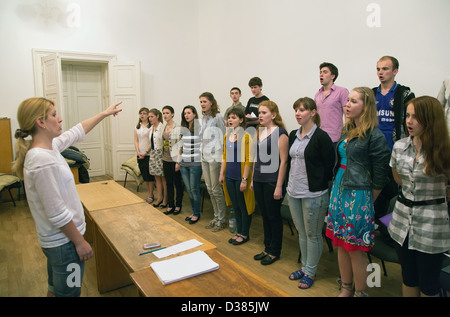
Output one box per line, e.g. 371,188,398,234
221,132,255,215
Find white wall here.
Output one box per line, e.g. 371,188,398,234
1,0,450,141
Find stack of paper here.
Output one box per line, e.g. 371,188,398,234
152,239,203,258
150,251,219,285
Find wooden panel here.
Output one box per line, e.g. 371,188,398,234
130,249,289,297
93,222,132,293
76,180,144,212
1,118,14,201
0,118,13,174
89,203,216,273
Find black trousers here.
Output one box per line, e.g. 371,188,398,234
253,181,283,257
394,235,445,296
162,160,184,208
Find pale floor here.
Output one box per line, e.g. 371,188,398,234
0,176,403,297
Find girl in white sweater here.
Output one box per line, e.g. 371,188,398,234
13,97,122,297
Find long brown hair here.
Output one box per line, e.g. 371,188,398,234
136,107,150,129
409,96,450,175
181,105,199,133
149,108,163,124
199,92,220,117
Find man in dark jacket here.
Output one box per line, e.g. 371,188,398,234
373,56,415,150
373,56,415,243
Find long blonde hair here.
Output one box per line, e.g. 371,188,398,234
342,87,378,140
12,97,54,179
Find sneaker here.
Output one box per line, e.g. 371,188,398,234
212,222,226,232
205,220,216,229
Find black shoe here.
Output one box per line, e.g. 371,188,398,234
160,204,168,209
233,236,249,245
261,255,279,265
185,216,192,221
189,215,200,224
153,200,163,208
173,206,182,215
163,207,175,215
254,252,268,261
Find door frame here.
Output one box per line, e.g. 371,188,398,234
32,49,143,181
32,49,117,97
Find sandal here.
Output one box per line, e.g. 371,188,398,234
146,197,154,204
354,290,369,297
337,278,354,297
289,269,305,280
233,235,249,245
298,274,315,289
228,235,239,244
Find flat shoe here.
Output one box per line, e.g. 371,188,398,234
261,255,279,265
228,236,239,244
233,236,249,245
163,207,175,215
173,206,182,215
253,252,268,261
298,275,315,289
289,269,305,280
185,216,192,221
189,216,200,224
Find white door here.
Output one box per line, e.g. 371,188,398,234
108,61,142,180
62,63,105,177
40,54,141,181
42,54,64,120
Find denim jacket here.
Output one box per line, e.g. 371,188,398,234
333,127,390,190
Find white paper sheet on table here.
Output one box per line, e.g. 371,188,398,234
150,250,219,285
152,239,203,258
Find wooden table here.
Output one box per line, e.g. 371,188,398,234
89,202,216,293
76,180,144,212
130,249,289,297
76,180,144,242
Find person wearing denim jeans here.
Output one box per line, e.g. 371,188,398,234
177,105,202,224
13,97,123,296
219,108,255,245
42,241,85,297
286,97,335,289
287,194,329,287
179,165,202,219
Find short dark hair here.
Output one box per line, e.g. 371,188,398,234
162,105,174,114
230,87,241,94
248,77,262,87
320,62,339,82
227,107,246,129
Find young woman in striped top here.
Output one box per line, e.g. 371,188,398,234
177,105,202,224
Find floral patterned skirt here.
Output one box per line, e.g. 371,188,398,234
149,149,164,176
326,167,375,252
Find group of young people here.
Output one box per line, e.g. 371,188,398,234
12,55,450,297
